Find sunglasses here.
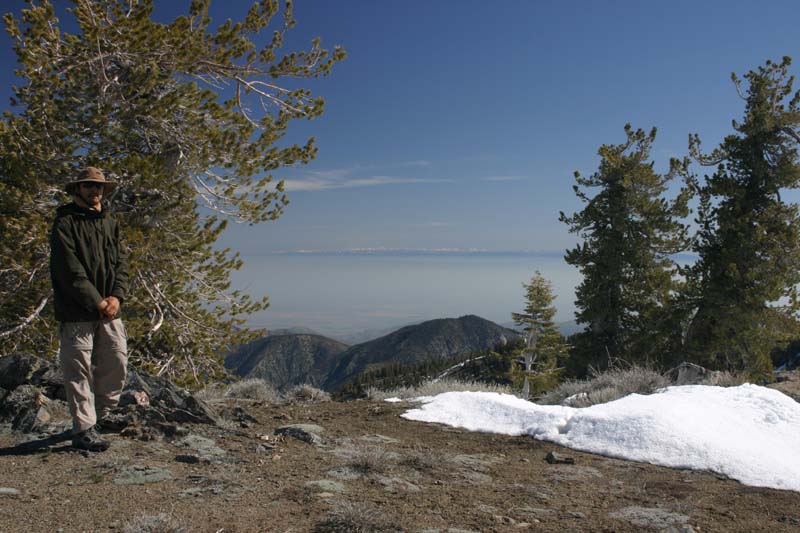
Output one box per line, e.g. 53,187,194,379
79,182,104,190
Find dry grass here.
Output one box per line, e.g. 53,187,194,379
195,378,279,403
313,501,399,533
539,366,669,407
122,513,186,533
342,442,399,475
285,383,331,403
399,444,439,472
365,378,513,400
700,371,748,387
193,383,226,403
226,378,280,402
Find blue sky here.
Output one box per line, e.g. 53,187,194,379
2,1,799,337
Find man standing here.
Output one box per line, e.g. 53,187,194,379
50,167,129,452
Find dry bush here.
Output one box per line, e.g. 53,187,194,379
366,378,513,400
314,501,399,533
399,445,439,472
193,383,226,403
285,384,331,403
226,378,280,402
122,513,186,533
700,371,748,387
539,366,669,407
345,443,395,474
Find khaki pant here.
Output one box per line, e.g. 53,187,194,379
58,319,128,433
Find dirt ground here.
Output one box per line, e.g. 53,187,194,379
0,396,799,533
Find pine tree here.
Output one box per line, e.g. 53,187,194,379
683,57,800,379
0,1,344,385
560,125,689,375
511,272,568,397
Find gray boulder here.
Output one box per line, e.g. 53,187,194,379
668,362,717,385
0,353,64,400
0,385,52,433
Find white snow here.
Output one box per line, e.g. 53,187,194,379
401,384,800,492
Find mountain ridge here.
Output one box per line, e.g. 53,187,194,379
323,314,520,391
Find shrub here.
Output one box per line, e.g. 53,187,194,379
314,501,399,533
122,513,186,533
539,365,669,407
345,444,394,475
365,378,513,400
700,370,748,387
225,378,280,402
285,384,331,403
193,383,226,403
399,445,438,472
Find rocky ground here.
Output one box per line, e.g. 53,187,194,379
1,358,799,532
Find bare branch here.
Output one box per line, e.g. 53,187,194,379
0,297,48,340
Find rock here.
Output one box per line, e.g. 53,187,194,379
175,435,226,463
376,476,421,493
219,406,258,428
668,362,716,385
124,370,218,422
125,368,183,408
180,487,205,498
547,465,601,482
545,451,575,465
113,466,172,485
118,390,149,408
0,488,21,497
567,511,586,519
172,395,220,425
609,506,691,530
304,480,345,493
275,423,325,445
175,454,201,464
0,353,65,400
358,434,400,445
0,385,52,433
461,471,493,484
447,454,497,470
516,507,556,517
326,466,364,481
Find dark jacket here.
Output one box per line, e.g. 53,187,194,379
50,202,129,322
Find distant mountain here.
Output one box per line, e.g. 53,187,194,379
557,320,583,337
225,334,349,391
266,326,323,337
323,315,520,391
338,321,423,345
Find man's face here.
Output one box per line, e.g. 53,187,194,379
78,182,103,208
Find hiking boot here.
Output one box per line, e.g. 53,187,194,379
71,426,110,452
97,413,129,432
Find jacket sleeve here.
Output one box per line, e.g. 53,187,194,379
51,218,103,312
110,218,129,302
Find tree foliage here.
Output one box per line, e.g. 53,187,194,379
560,125,689,374
510,272,567,396
0,0,344,385
683,57,800,379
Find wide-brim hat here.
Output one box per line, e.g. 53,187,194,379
65,167,117,194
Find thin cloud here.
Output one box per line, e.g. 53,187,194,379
282,175,451,191
482,175,527,182
307,166,358,179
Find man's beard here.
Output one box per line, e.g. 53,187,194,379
79,190,102,209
